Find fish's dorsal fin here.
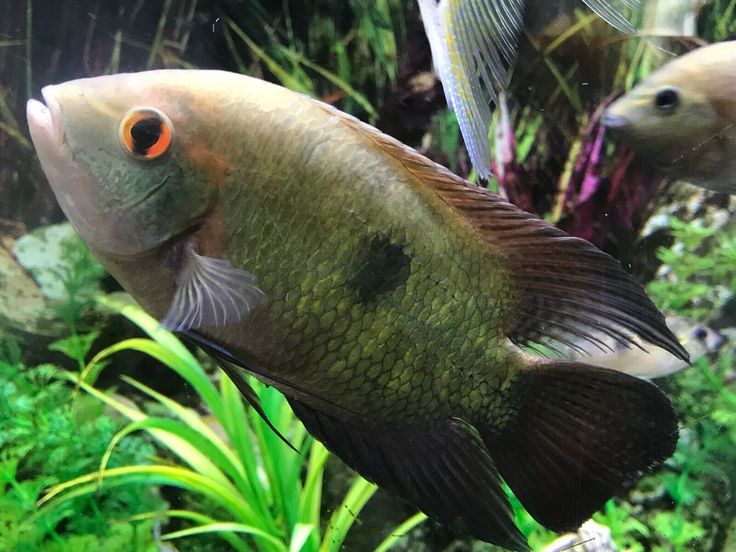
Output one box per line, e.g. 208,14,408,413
418,0,645,179
162,243,265,332
311,99,687,363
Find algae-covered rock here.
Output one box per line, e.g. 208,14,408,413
0,222,107,347
0,235,63,339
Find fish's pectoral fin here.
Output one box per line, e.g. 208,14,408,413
163,247,264,331
288,399,529,551
482,360,678,532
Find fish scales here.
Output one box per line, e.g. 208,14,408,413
212,79,518,424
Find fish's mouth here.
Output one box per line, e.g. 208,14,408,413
601,112,630,129
26,86,64,146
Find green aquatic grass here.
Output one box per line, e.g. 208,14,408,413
37,294,425,551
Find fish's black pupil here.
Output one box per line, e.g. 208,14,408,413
130,117,163,154
654,88,679,111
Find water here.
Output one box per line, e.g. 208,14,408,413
1,1,735,551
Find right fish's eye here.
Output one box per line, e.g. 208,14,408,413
654,87,680,111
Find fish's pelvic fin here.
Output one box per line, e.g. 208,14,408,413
162,246,264,332
482,360,678,531
289,399,529,551
208,354,298,453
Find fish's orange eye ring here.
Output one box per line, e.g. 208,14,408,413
119,108,174,160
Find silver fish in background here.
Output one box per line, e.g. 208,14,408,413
604,41,736,195
417,0,648,179
561,316,726,378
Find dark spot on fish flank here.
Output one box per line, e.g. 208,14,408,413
347,235,411,302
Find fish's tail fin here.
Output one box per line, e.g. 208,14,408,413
480,359,678,532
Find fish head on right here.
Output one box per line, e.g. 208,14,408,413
603,66,720,165
603,42,736,168
26,70,231,259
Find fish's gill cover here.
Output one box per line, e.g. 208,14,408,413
312,98,688,363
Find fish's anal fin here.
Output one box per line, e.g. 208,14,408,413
288,400,529,551
483,360,678,531
162,245,264,332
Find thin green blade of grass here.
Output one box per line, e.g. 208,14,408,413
99,417,249,496
298,440,328,523
94,295,225,418
38,465,257,523
374,512,428,552
289,523,316,552
162,522,288,551
218,374,280,527
120,375,259,498
277,47,378,120
319,476,377,552
128,510,250,552
59,371,242,498
225,17,313,95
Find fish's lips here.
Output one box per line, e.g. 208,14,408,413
27,85,65,147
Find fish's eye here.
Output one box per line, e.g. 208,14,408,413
654,87,680,111
693,326,707,341
119,108,173,160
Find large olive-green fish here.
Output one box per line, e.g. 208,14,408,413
418,0,650,178
604,41,736,194
27,70,687,551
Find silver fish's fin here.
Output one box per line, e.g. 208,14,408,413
418,0,646,179
483,359,677,531
312,99,688,363
289,399,529,551
418,0,525,179
582,0,642,36
162,246,264,331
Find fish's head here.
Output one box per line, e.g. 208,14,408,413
26,71,220,258
603,73,720,163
